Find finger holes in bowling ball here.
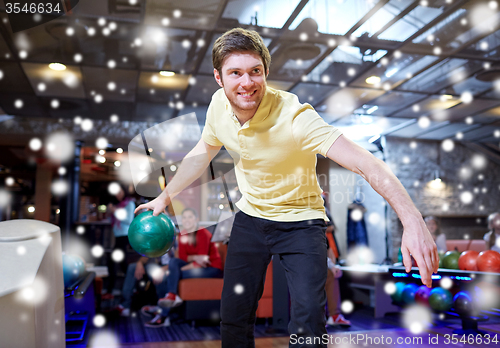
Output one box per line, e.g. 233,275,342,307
128,211,175,257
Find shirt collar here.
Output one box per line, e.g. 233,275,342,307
226,86,275,125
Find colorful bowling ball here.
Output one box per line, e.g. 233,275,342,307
391,282,406,303
402,283,420,304
473,281,500,310
72,254,86,275
476,250,500,273
62,254,85,287
128,211,176,257
442,251,460,269
453,291,475,316
458,250,479,271
415,285,432,305
429,287,453,312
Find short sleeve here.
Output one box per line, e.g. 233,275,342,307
201,98,224,147
292,108,343,156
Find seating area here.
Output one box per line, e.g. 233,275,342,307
446,239,487,253
177,243,274,321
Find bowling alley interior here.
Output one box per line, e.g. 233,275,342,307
1,0,500,347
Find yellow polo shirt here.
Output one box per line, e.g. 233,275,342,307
202,86,343,222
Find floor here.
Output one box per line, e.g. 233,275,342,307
78,275,500,347
86,324,500,348
79,306,500,347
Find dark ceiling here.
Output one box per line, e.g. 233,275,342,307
0,0,499,155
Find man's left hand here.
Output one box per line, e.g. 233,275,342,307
401,218,439,287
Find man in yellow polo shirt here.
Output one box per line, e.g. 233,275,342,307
136,28,439,348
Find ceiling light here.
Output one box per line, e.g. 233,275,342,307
429,170,445,189
160,71,175,77
440,94,453,101
366,76,381,85
153,31,166,44
366,106,378,114
342,125,384,142
360,115,373,124
385,68,398,78
49,63,66,71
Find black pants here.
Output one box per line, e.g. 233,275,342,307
107,235,129,293
221,211,328,348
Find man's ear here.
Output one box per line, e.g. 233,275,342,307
266,69,269,78
214,68,223,88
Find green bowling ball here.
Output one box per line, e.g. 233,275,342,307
438,251,445,268
429,287,453,312
128,211,176,257
442,251,460,269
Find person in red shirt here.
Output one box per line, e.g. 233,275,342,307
157,208,223,313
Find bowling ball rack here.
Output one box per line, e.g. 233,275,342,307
447,311,489,336
388,266,500,336
65,272,96,346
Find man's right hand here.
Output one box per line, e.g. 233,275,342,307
134,193,171,216
134,261,146,280
133,139,220,217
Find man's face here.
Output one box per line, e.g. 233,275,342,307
214,51,268,118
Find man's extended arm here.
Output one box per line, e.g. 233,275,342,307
326,135,439,287
135,139,221,216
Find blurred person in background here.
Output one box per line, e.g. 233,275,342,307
484,212,500,252
424,216,447,252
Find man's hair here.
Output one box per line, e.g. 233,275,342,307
212,28,271,76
